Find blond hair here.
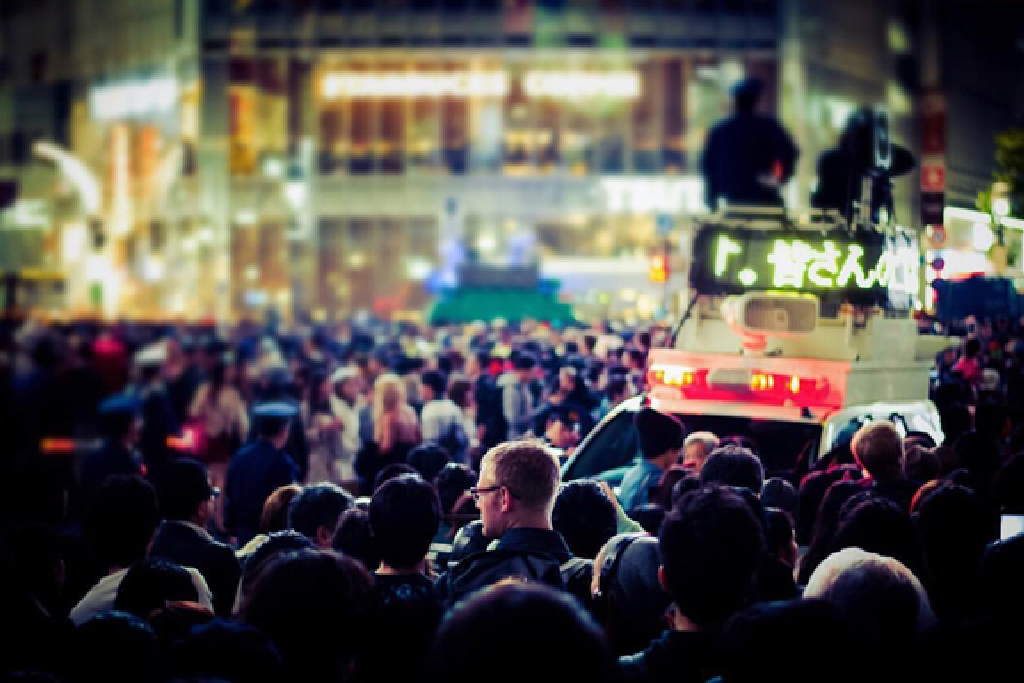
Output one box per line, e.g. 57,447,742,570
481,439,561,512
373,373,405,419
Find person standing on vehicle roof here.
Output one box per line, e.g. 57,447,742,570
700,77,798,210
619,408,687,514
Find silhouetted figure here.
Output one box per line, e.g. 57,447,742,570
701,77,798,210
812,107,915,223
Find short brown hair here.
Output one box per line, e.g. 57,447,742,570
851,421,904,481
482,439,561,512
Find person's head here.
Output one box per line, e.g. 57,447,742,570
372,462,418,492
447,373,473,410
851,421,905,482
635,407,685,465
718,599,853,683
765,508,799,569
796,468,855,546
552,480,618,559
913,483,997,618
630,502,667,535
545,409,580,450
731,76,763,114
591,533,671,655
288,483,354,547
474,439,561,538
682,431,719,471
804,547,935,653
979,533,1024,621
74,611,162,683
85,475,161,570
904,444,942,483
253,403,295,447
368,473,440,572
994,451,1024,513
407,443,451,482
425,583,618,683
331,506,381,574
669,473,703,509
605,375,631,405
700,445,765,496
832,496,924,577
157,458,217,526
513,353,537,383
260,483,303,533
939,402,972,445
98,395,143,445
242,549,374,681
761,477,798,517
420,369,447,402
659,486,766,628
114,558,199,621
653,465,694,510
373,372,405,416
965,337,982,358
170,617,284,683
331,366,362,404
434,462,477,515
954,430,1003,491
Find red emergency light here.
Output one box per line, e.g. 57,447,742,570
647,363,833,409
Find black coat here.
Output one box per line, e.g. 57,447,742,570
700,113,798,209
79,441,143,509
224,439,299,546
150,520,241,617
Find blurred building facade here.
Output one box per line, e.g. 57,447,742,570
0,0,1021,321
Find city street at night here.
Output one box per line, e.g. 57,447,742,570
1,1,1024,681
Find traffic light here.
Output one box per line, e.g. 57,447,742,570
650,253,668,283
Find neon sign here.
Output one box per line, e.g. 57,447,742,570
691,226,919,307
90,77,179,121
320,70,641,101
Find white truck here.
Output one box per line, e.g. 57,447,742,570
563,209,948,484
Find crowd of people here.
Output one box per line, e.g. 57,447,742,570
1,313,1024,682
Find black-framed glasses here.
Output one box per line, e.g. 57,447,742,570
469,485,502,502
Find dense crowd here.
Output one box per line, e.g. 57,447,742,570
1,314,1024,682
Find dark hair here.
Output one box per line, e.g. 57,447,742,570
209,355,228,400
424,583,617,683
630,503,667,535
798,480,868,585
448,375,472,409
653,465,692,510
74,612,161,683
552,480,618,559
965,338,982,358
421,370,447,396
288,483,353,541
659,486,765,627
170,617,284,683
242,549,374,680
914,483,997,620
764,508,796,563
670,474,702,509
700,445,765,495
260,484,303,533
407,443,451,482
939,402,972,445
85,475,161,569
605,376,630,402
332,507,381,573
979,533,1024,620
954,430,1003,492
157,458,213,521
305,366,333,418
373,463,418,493
718,599,854,683
761,477,798,517
832,497,925,581
635,407,685,460
369,474,440,570
513,353,537,371
995,452,1024,513
255,413,291,440
434,462,477,515
593,534,671,656
115,558,199,620
239,530,316,606
796,468,857,545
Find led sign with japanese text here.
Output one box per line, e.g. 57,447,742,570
690,226,919,307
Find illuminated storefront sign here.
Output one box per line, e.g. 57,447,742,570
524,71,640,100
321,72,509,99
603,177,704,214
90,77,180,121
690,226,919,307
320,70,640,100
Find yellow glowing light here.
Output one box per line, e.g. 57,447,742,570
750,373,775,391
788,376,801,393
321,72,508,99
715,235,742,276
738,269,757,287
523,71,641,100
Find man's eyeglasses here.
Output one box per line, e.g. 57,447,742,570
469,485,502,502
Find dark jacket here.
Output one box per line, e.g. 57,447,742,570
362,573,444,683
149,520,241,617
619,629,720,683
701,113,797,209
140,384,180,483
225,439,299,545
438,527,592,608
